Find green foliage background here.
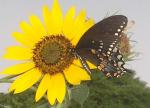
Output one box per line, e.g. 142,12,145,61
0,70,150,108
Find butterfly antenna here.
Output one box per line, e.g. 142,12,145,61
112,10,121,16
103,11,110,19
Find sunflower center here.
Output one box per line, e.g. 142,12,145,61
41,42,61,64
33,35,74,75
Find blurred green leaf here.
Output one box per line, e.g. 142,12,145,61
36,103,50,108
51,104,65,108
69,70,150,108
71,84,89,107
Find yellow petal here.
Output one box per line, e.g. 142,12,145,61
79,18,94,39
9,68,42,93
71,19,94,46
20,21,32,34
12,32,34,47
56,73,66,103
1,62,34,75
29,15,47,40
71,10,86,45
83,18,94,33
47,73,66,105
64,60,91,85
47,73,58,105
42,5,53,35
63,6,76,40
51,0,63,34
87,61,97,69
35,74,50,102
19,21,39,45
3,46,32,60
73,59,82,67
64,68,80,85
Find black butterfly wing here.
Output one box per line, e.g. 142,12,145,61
76,15,128,51
75,15,128,77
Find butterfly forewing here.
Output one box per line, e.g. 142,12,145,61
75,15,128,78
76,15,127,50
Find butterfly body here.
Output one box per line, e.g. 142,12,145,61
73,15,128,78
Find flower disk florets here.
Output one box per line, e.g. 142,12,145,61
33,35,74,75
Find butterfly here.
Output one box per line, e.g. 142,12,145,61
72,15,128,78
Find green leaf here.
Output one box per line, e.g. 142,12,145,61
67,89,72,100
0,104,11,108
51,104,64,108
71,84,89,106
36,103,50,108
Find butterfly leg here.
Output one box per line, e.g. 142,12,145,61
75,53,92,74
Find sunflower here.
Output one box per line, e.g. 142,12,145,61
1,0,96,105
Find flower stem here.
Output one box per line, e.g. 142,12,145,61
0,75,19,83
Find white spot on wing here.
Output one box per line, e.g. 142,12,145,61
113,47,118,52
110,45,113,47
114,73,118,76
118,61,123,66
109,48,112,51
98,49,102,52
117,75,120,78
117,29,121,32
100,43,103,45
115,33,118,36
117,55,122,60
120,25,123,28
107,51,111,55
92,40,95,43
114,63,117,66
99,46,103,48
